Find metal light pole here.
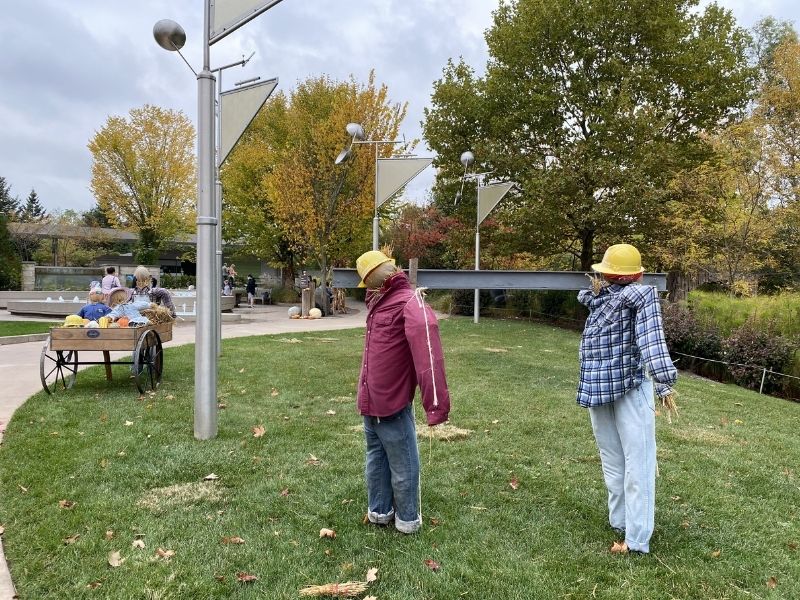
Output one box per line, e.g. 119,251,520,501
456,151,514,324
152,16,217,439
335,123,404,251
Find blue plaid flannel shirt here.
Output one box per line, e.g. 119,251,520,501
577,283,677,408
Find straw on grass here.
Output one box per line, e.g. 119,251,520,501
298,581,369,597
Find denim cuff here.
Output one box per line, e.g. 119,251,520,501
395,514,421,534
367,508,394,525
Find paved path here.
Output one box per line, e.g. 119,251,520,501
0,303,367,599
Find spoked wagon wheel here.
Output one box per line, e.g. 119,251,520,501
39,337,78,394
132,329,163,393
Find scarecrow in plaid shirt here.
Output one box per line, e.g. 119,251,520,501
577,244,677,555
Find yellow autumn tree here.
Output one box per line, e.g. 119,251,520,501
88,104,196,263
222,72,408,288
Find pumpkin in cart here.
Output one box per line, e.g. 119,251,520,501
117,317,130,328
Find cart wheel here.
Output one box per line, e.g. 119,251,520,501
39,337,78,395
133,329,163,393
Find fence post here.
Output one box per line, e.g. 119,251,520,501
759,368,767,394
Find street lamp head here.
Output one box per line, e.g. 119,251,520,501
153,19,186,51
335,148,352,165
346,123,365,141
460,151,475,169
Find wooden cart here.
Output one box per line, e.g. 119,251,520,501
39,323,172,395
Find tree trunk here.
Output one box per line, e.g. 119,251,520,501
579,229,595,271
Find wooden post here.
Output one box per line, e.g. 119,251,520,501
301,284,313,317
103,350,113,381
408,258,419,287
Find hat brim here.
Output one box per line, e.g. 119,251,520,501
357,257,395,288
591,262,645,275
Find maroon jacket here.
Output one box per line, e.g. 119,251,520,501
357,272,451,426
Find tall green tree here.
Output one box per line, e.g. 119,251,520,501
19,189,47,222
0,176,19,218
424,0,755,269
0,212,20,289
88,104,196,264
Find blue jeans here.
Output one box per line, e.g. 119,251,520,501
363,404,421,533
589,379,656,553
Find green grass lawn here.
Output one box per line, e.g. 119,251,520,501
0,321,59,337
0,319,798,599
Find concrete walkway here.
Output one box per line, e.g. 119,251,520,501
0,303,367,599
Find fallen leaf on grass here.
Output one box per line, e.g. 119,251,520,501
214,574,225,582
252,425,266,438
509,477,520,490
165,394,174,400
326,409,336,416
59,500,76,509
218,403,227,409
429,517,441,526
423,558,441,572
18,484,28,493
203,473,220,481
789,541,798,551
734,419,743,425
236,572,258,583
491,419,499,424
767,577,778,589
132,539,145,549
108,551,124,568
222,536,245,545
319,528,336,539
280,488,290,497
238,368,245,373
271,388,279,397
710,549,721,558
86,581,103,590
63,534,80,545
306,455,321,466
105,530,114,540
155,548,175,560
366,567,378,583
124,421,134,427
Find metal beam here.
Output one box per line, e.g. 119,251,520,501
332,269,667,291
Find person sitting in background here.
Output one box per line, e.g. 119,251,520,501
107,287,150,326
132,265,176,317
78,282,112,322
100,266,120,297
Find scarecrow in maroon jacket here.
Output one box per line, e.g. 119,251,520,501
355,250,451,534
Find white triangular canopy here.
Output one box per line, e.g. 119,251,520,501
477,182,515,225
210,0,284,44
376,157,433,208
219,78,278,164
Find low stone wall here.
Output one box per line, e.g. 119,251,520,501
3,292,235,314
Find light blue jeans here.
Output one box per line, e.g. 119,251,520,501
589,379,656,553
363,404,421,534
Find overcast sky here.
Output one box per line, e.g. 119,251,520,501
1,0,797,215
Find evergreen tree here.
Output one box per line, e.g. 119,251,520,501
0,176,19,218
20,188,47,222
0,213,21,289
